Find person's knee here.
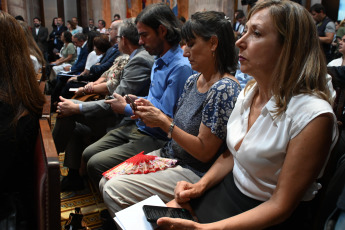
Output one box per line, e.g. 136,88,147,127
103,178,131,211
83,143,98,163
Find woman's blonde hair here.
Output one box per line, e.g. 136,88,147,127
246,0,331,116
0,11,45,123
18,20,45,67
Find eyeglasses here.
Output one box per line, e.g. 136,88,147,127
108,28,114,32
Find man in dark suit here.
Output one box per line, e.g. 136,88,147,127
32,17,48,59
53,20,154,191
83,18,97,34
48,17,67,61
65,33,89,73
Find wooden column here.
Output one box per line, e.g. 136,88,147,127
57,0,64,19
178,0,188,19
39,0,45,26
1,0,8,12
87,0,93,22
77,0,88,27
102,0,111,27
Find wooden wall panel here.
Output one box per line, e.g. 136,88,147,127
102,0,111,27
1,0,9,11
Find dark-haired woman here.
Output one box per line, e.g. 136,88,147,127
100,10,241,216
0,11,45,229
67,20,78,35
49,30,77,81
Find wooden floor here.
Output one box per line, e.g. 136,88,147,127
51,113,105,230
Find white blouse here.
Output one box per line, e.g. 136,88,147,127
327,57,343,67
85,51,103,70
226,85,338,202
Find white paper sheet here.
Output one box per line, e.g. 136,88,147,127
114,195,166,230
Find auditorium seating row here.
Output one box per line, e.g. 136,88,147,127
31,66,345,229
34,67,61,230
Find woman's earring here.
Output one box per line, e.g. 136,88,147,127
212,51,215,57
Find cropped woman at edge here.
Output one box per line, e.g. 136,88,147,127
0,11,45,228
157,1,339,229
100,11,241,216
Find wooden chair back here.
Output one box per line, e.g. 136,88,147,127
34,118,60,230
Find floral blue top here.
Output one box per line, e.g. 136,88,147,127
161,73,241,176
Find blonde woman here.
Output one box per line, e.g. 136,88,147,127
159,1,338,229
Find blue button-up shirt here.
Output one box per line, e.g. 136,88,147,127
124,45,194,140
235,61,253,89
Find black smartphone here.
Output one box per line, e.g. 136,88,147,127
142,205,194,223
125,94,137,111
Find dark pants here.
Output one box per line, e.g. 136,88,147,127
191,172,314,229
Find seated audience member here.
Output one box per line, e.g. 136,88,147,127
82,3,194,187
67,20,78,35
328,35,345,66
113,14,121,21
64,33,89,73
77,20,122,81
51,17,58,30
51,33,90,105
100,11,241,215
53,20,154,191
0,11,45,229
310,3,336,63
58,34,114,99
234,10,246,39
233,9,244,32
49,31,77,81
56,20,122,99
14,15,25,21
72,17,83,34
335,19,345,44
79,31,102,76
235,61,253,88
156,1,338,229
18,20,45,74
97,19,107,34
74,55,129,97
83,18,97,34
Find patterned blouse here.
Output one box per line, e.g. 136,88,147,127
161,73,241,176
100,54,130,94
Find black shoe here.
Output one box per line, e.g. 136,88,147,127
61,174,85,192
